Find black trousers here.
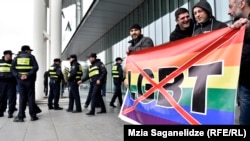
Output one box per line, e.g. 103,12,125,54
44,81,48,96
48,80,61,108
110,83,123,106
89,83,106,113
85,83,93,107
68,81,82,111
17,80,36,118
0,81,16,114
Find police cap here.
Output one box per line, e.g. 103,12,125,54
115,57,123,62
3,50,13,55
70,54,77,59
54,58,61,62
88,53,97,58
21,45,33,51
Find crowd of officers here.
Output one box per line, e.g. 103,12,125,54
0,45,125,122
0,45,42,122
3,0,247,123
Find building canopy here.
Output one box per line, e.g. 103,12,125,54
61,0,144,60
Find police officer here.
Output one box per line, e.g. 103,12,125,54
110,57,124,108
11,45,39,122
66,54,83,113
78,53,107,116
48,58,63,110
83,69,106,109
0,50,17,118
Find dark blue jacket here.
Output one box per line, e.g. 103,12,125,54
11,51,39,82
0,57,16,83
68,60,83,82
81,59,107,85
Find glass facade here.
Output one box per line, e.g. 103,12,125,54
83,0,231,93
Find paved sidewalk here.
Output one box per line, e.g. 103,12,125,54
0,88,127,141
0,87,240,141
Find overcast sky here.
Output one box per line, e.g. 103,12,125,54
0,0,33,55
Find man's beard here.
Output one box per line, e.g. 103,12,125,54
131,34,139,39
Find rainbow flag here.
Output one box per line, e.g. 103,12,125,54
119,27,245,125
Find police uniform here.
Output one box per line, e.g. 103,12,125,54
0,50,17,118
110,57,124,108
48,58,63,110
11,45,39,122
81,53,107,115
84,81,94,108
67,54,83,113
43,71,49,97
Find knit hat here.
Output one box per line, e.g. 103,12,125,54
130,24,141,31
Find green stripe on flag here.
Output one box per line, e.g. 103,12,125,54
180,88,236,112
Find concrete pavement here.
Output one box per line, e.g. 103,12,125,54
0,88,127,141
0,87,240,141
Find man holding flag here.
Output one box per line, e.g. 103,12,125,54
120,20,245,125
228,0,250,125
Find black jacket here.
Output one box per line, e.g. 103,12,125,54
238,14,250,88
169,20,194,41
192,1,228,36
81,59,107,85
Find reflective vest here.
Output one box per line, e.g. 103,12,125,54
75,65,83,80
88,66,99,78
48,66,58,79
0,62,11,73
112,65,119,78
15,57,33,75
0,60,15,80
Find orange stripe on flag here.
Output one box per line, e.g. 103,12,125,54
126,44,242,72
